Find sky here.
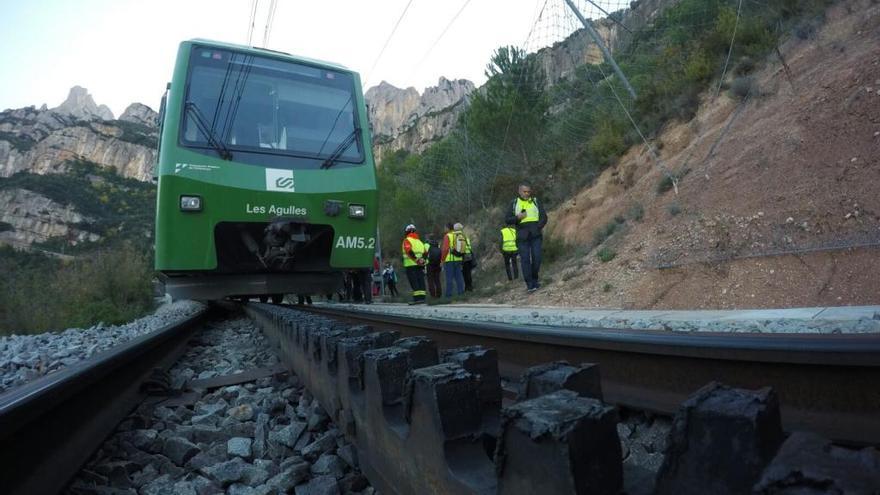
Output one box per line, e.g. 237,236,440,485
0,0,571,117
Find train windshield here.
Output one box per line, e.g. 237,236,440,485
181,46,363,167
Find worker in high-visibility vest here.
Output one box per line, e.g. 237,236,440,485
457,223,475,292
401,224,428,304
440,222,466,297
505,183,548,293
499,219,519,281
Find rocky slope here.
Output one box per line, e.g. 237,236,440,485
0,87,158,251
0,87,158,182
0,188,99,249
480,0,880,310
365,77,475,162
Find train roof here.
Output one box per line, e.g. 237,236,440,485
185,38,353,74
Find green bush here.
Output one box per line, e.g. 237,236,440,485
589,118,629,168
596,247,617,263
729,76,756,100
668,203,682,216
541,234,566,264
592,220,621,247
602,282,613,293
627,203,645,222
0,243,154,335
657,175,676,194
734,56,756,76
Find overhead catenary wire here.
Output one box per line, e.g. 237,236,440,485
363,0,415,87
262,0,279,48
246,0,259,46
412,0,473,73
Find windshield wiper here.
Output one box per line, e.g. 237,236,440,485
320,128,360,170
185,101,232,160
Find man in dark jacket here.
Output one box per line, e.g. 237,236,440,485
504,183,548,293
425,235,443,298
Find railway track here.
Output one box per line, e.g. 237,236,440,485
295,303,880,446
245,302,880,494
1,301,877,494
0,307,208,495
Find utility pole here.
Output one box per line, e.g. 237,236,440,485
563,0,637,99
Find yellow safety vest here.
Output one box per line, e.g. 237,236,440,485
501,227,518,253
463,234,472,255
515,198,539,223
402,237,426,267
444,232,463,262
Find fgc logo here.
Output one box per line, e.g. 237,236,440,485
266,169,295,192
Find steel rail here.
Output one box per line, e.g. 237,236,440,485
296,305,880,445
0,308,208,495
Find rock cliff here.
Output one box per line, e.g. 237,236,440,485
365,78,475,162
0,88,158,182
0,87,158,250
0,188,100,249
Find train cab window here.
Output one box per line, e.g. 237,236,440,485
180,47,363,169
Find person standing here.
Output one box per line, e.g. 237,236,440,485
457,223,475,291
382,262,399,296
425,235,443,298
401,224,428,304
499,219,519,281
441,222,466,297
505,183,547,293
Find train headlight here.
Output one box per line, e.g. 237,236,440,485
348,204,366,219
180,195,202,211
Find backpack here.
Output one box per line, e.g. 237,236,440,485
450,232,466,257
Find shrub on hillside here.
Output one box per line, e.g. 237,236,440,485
729,76,756,100
0,243,153,335
541,234,566,264
592,220,620,247
627,203,645,222
596,247,617,263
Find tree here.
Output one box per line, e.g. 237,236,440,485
465,46,547,173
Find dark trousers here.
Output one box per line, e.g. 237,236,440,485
386,280,399,296
517,236,542,290
462,260,474,291
405,266,426,302
502,252,519,280
427,267,442,297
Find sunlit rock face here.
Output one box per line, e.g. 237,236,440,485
53,86,115,121
365,78,475,163
0,87,158,181
0,188,100,248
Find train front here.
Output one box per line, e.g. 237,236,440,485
154,40,378,300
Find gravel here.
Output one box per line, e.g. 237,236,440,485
0,300,205,394
319,302,880,334
67,314,374,495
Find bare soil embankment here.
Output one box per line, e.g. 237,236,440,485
483,0,880,309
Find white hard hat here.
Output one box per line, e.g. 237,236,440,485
405,224,416,232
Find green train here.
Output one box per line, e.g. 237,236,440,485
154,39,378,301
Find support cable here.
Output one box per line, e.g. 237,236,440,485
363,0,415,87
262,0,279,47
246,0,259,46
413,0,472,71
712,0,744,100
